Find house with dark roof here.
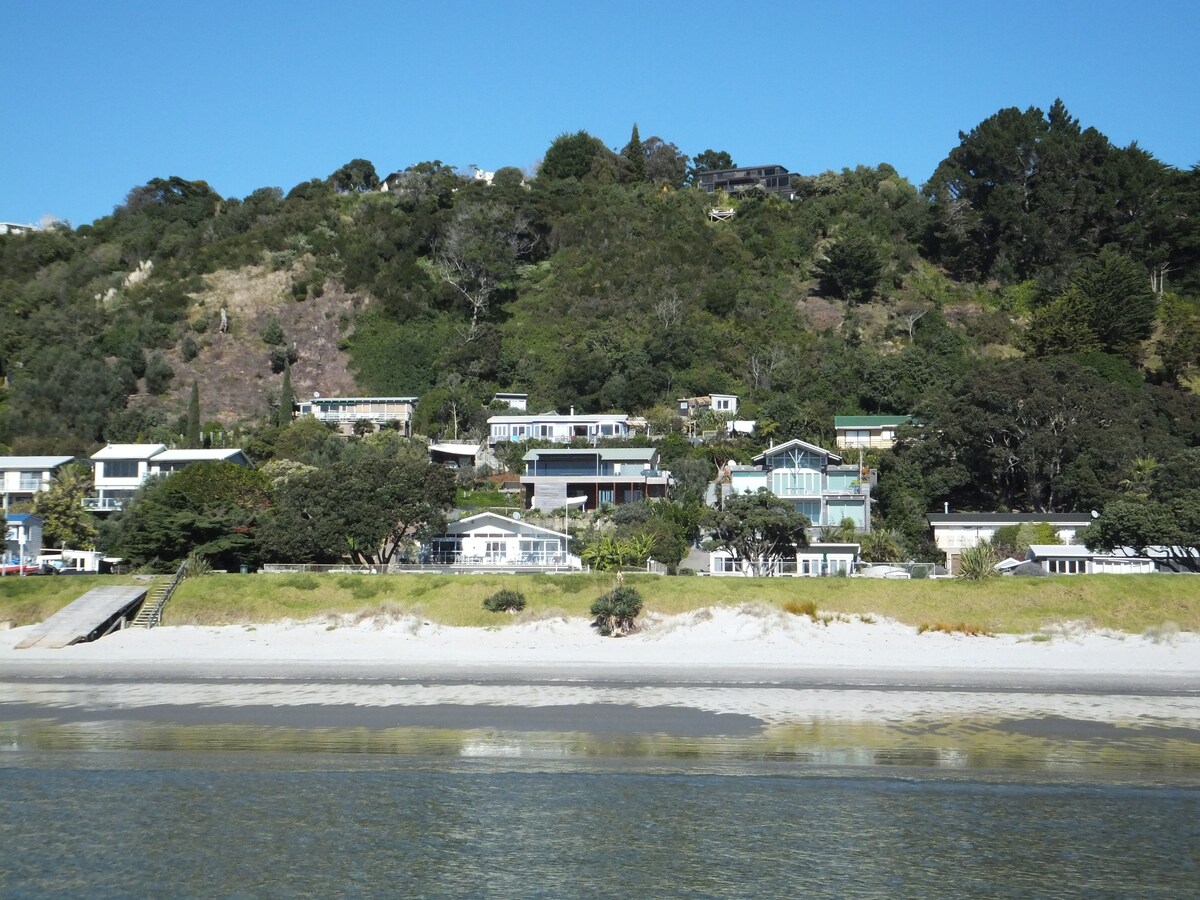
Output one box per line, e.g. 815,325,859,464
521,447,670,511
695,165,795,200
926,512,1095,573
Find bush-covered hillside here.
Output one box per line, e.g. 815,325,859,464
3,102,1200,557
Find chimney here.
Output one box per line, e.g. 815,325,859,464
944,502,950,514
570,406,575,416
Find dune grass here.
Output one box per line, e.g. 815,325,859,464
3,572,1198,634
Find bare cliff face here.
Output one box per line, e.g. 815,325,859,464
128,264,367,427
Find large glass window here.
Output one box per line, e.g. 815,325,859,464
104,460,138,479
18,473,41,491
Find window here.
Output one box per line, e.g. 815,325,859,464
843,429,871,447
713,556,736,573
18,473,41,491
104,460,138,479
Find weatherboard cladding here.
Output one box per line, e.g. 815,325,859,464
833,416,914,428
926,513,1094,526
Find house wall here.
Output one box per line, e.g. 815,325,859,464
5,519,43,564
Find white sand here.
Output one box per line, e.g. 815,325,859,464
2,605,1196,678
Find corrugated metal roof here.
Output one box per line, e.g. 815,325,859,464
927,513,1093,525
834,415,914,428
489,413,629,424
522,447,656,462
0,456,75,469
91,444,166,460
152,449,247,463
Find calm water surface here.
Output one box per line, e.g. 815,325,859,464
2,672,1198,897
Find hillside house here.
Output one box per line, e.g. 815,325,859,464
719,439,872,531
0,456,75,511
492,392,528,411
834,415,914,451
295,396,418,436
488,412,634,447
677,393,739,418
521,447,670,512
695,165,796,200
85,444,250,512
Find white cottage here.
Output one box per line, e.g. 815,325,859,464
709,542,860,577
423,513,580,569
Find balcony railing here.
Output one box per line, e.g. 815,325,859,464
82,497,127,512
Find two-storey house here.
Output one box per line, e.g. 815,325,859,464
85,444,250,512
720,438,871,531
695,165,796,200
521,447,670,512
0,456,75,511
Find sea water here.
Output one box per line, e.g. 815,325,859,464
2,673,1198,897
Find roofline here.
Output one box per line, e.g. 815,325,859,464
927,513,1094,524
448,512,569,539
753,438,842,464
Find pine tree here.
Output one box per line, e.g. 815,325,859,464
623,123,646,182
186,380,201,448
277,359,295,428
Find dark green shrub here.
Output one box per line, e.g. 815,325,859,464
180,333,200,361
144,354,174,395
590,585,643,636
483,589,526,613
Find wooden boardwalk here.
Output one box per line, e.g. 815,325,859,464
14,585,149,650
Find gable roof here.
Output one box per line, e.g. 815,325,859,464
753,438,841,465
443,512,568,540
834,415,914,429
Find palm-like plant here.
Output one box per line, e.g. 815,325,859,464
590,585,644,637
957,542,999,580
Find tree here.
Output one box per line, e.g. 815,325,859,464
643,137,689,188
703,490,810,577
277,358,295,429
622,123,646,182
689,149,735,182
538,131,610,181
186,380,201,448
813,231,882,304
33,463,97,549
1083,494,1200,572
260,456,455,565
329,159,380,193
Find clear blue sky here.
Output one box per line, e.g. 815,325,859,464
3,0,1198,227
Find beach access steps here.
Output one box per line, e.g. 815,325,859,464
14,584,149,649
130,560,189,629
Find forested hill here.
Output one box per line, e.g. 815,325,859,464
2,100,1200,537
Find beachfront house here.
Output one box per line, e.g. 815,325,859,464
422,513,580,569
488,411,634,447
834,415,914,451
521,447,670,512
926,512,1095,574
85,444,250,512
709,542,860,577
294,395,418,436
718,439,872,532
1024,545,1156,575
0,456,75,511
4,513,43,568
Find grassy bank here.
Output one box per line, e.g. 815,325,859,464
5,572,1195,634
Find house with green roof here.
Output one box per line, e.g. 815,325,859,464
834,415,915,451
520,447,670,511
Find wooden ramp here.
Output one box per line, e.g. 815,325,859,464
14,585,149,650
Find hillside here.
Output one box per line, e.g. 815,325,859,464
2,102,1199,554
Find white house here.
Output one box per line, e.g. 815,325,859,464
295,395,418,436
487,411,634,447
492,392,528,411
1025,544,1155,575
709,542,860,577
719,438,872,531
85,444,250,512
926,513,1094,573
422,513,580,569
4,513,43,568
0,456,75,511
678,393,739,417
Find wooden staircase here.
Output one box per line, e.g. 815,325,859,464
130,560,188,629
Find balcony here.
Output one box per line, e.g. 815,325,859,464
82,497,127,512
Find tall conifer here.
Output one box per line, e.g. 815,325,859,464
277,359,295,428
623,123,646,182
186,380,201,447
